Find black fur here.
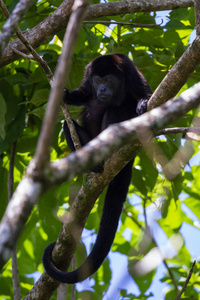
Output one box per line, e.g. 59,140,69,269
42,53,152,283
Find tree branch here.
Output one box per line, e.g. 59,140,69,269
10,46,34,59
0,0,194,68
60,101,81,150
0,0,35,56
174,261,196,300
0,81,198,298
83,20,159,27
33,0,89,173
157,127,200,136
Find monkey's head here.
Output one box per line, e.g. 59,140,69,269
92,74,120,104
85,54,126,106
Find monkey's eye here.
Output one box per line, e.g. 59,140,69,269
106,78,112,83
96,79,100,84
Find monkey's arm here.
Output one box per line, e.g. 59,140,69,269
63,85,92,106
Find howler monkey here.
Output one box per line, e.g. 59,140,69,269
42,53,152,283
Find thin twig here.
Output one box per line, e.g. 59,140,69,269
174,261,196,300
15,28,53,82
8,142,21,300
157,127,200,136
162,260,179,295
143,198,148,228
60,101,81,150
10,46,34,60
83,20,160,27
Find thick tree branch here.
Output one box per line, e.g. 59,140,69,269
0,0,194,68
86,0,194,20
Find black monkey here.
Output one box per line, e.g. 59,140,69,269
42,53,152,283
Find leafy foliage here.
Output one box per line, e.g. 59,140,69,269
0,2,200,300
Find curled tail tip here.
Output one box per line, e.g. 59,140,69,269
42,241,91,284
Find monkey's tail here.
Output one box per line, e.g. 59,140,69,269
42,160,133,284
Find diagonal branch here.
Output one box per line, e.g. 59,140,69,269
0,0,35,56
174,261,196,300
33,0,89,173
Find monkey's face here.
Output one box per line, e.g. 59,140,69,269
92,74,120,105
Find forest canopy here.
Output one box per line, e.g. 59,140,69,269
0,0,200,299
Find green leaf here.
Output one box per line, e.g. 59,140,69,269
163,30,181,45
0,105,26,154
30,89,49,106
184,197,200,220
160,199,182,230
139,150,158,191
132,167,147,196
29,104,47,119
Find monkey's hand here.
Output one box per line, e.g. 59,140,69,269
136,98,148,115
63,88,70,102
